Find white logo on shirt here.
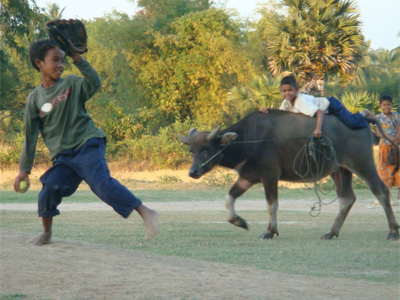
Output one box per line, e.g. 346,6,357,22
41,103,53,112
40,88,71,116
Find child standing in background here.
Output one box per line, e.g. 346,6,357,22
375,95,400,203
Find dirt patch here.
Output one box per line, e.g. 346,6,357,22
1,165,312,190
1,230,398,300
2,199,399,299
1,198,396,214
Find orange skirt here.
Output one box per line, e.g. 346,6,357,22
377,144,400,188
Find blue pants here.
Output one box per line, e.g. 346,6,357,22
38,138,142,218
327,97,368,129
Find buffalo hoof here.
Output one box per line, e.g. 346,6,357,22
259,232,278,239
259,233,273,239
387,231,399,240
320,232,338,240
229,216,249,230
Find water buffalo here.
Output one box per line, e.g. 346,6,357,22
179,110,400,240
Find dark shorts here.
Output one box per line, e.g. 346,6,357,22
38,137,142,218
327,97,368,129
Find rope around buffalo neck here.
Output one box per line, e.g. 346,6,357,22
198,136,310,169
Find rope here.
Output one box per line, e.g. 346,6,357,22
198,136,309,169
233,136,310,144
198,144,232,169
292,135,341,216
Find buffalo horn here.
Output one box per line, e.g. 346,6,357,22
207,126,220,142
188,128,197,137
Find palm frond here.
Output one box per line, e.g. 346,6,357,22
340,90,375,113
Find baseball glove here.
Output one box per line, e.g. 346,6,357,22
45,19,88,56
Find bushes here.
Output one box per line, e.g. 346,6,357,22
0,144,21,165
0,115,198,170
117,118,200,169
318,175,369,191
200,169,237,187
0,133,53,167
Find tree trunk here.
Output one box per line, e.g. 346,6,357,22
299,79,325,97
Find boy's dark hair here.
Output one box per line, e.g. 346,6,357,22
29,39,58,72
379,95,393,104
280,76,297,88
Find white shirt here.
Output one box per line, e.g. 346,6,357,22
279,93,330,117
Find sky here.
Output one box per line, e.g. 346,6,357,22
35,0,400,50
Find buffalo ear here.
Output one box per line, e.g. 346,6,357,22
207,126,220,142
188,128,197,137
178,135,189,145
220,132,238,146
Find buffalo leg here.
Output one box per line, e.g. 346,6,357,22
358,168,400,240
259,178,279,239
225,177,254,230
321,167,356,240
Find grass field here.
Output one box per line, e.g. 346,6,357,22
1,188,399,290
3,208,400,283
0,185,381,204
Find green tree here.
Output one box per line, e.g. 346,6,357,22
133,0,211,32
46,2,65,19
249,0,282,73
133,8,255,126
82,14,168,142
0,0,47,119
1,0,47,51
352,41,376,87
1,0,49,165
228,74,281,118
365,48,400,103
340,91,377,114
81,2,214,139
260,0,364,96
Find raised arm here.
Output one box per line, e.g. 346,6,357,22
72,55,102,102
71,53,82,64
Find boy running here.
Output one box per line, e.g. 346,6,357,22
14,39,158,245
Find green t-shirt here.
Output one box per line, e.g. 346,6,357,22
19,58,106,173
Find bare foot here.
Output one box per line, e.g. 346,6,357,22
136,205,159,240
29,232,52,245
144,209,159,240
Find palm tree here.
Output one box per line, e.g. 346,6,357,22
228,74,281,117
340,91,377,114
391,34,400,63
46,3,65,19
366,47,400,104
262,0,364,96
352,40,376,87
372,48,400,74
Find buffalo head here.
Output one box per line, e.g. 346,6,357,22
179,127,238,179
